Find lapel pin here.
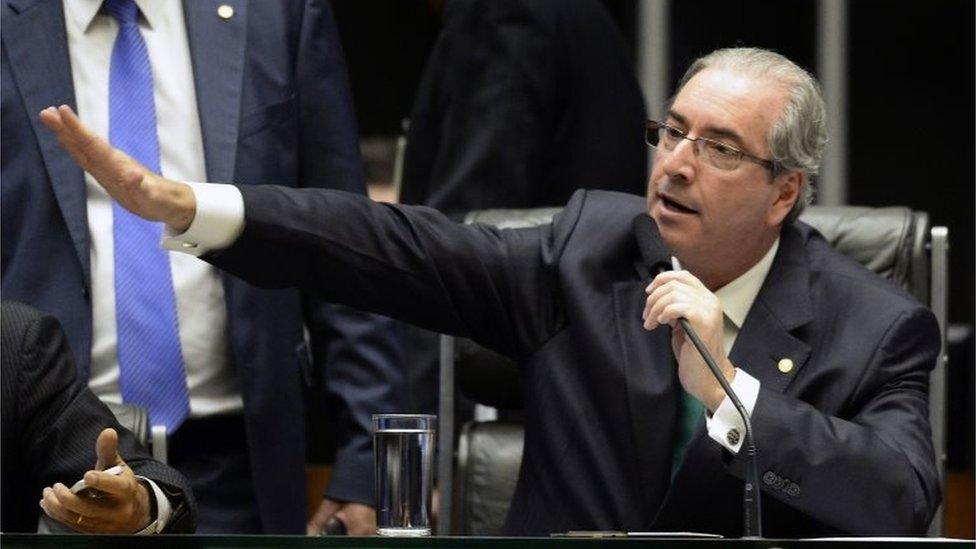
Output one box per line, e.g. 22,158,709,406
217,4,235,20
777,358,794,374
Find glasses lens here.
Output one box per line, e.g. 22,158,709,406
644,123,659,147
702,140,742,171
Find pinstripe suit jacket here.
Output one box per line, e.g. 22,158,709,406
1,302,195,533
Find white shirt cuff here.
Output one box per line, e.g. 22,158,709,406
134,477,172,534
161,182,244,256
705,368,760,453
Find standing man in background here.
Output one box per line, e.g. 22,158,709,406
398,0,648,414
2,0,405,534
400,0,647,214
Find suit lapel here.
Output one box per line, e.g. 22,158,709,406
183,0,247,183
3,0,90,286
612,279,678,515
730,225,814,393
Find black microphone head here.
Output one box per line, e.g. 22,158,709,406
632,214,672,274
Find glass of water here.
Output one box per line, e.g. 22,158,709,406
373,414,436,536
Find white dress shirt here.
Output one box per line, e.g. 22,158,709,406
703,238,780,453
166,184,780,455
63,0,243,418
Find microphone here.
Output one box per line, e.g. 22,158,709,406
632,214,763,539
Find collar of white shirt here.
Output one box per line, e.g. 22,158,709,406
714,237,780,330
67,0,162,33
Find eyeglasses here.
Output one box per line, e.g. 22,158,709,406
645,120,777,173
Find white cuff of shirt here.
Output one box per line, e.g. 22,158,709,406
705,368,760,454
133,477,172,534
161,182,244,256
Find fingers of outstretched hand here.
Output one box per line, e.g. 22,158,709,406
39,107,93,167
40,106,141,192
54,105,107,161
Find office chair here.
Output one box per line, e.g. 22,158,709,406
104,402,168,464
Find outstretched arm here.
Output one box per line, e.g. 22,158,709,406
40,105,566,360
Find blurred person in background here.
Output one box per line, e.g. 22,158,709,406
398,0,648,416
1,0,405,534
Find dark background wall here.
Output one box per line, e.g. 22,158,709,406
330,0,974,535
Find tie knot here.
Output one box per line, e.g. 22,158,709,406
104,0,139,25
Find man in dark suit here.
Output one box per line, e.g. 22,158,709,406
40,47,942,536
398,0,648,416
1,0,404,534
2,301,195,534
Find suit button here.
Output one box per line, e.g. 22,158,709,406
763,471,777,485
777,358,794,373
217,4,235,19
786,482,801,497
726,428,741,446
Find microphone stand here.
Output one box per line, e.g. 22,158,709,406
678,317,762,538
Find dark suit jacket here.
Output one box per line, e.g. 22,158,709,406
1,302,195,534
1,0,405,532
209,187,941,537
399,0,647,214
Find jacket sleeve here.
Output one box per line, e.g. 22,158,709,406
208,186,588,362
726,306,942,535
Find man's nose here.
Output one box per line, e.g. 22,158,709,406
660,138,697,182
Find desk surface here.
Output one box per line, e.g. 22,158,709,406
1,534,973,549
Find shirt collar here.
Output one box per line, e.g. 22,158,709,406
713,237,780,329
66,0,161,33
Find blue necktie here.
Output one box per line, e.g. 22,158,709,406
107,0,190,432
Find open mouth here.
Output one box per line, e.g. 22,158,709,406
660,194,699,215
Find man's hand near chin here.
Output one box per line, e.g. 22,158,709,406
39,105,196,232
39,428,154,534
643,269,735,412
307,497,376,536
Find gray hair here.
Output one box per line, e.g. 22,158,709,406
676,48,828,222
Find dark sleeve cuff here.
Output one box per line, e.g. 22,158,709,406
323,450,374,506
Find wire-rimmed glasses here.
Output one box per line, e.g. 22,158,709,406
645,119,777,173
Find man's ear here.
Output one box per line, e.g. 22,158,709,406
767,170,804,227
